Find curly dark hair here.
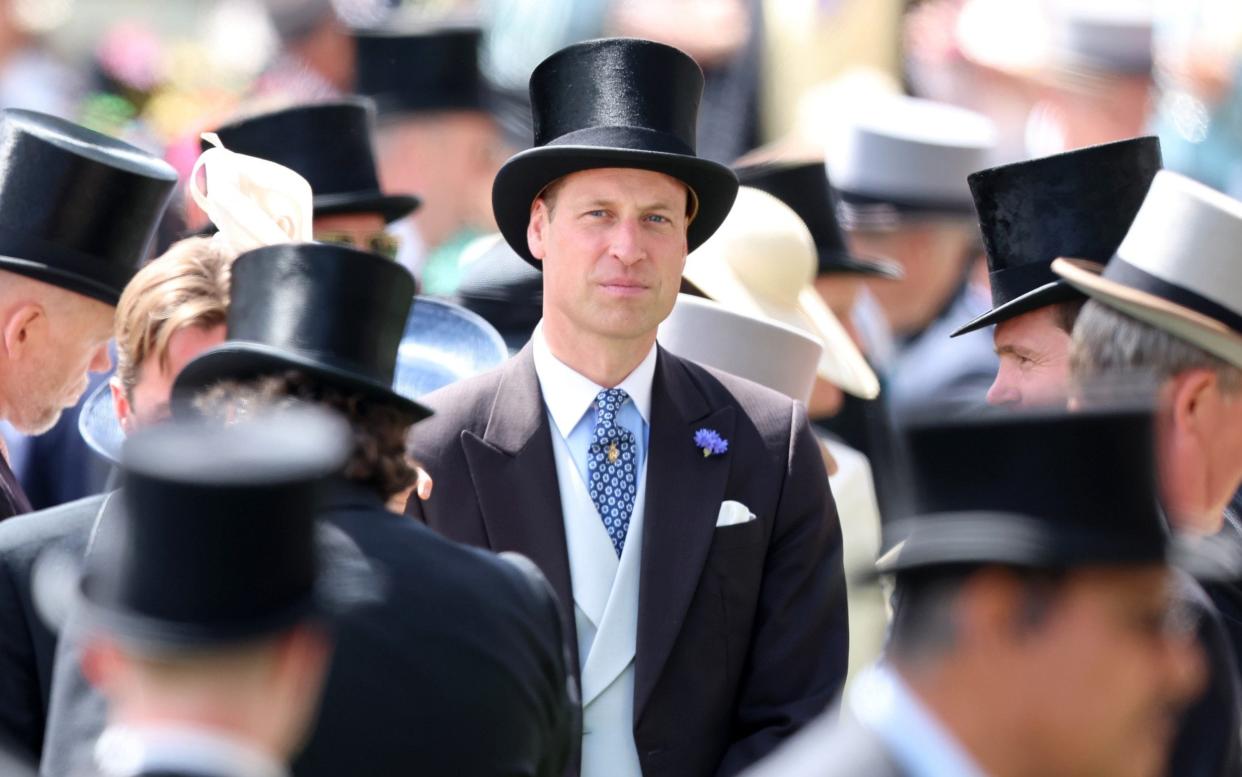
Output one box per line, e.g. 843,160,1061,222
193,371,420,500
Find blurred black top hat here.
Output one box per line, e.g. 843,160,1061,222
353,26,491,116
492,37,739,267
735,161,903,279
173,242,430,420
453,235,543,353
207,100,418,224
952,136,1162,336
878,404,1173,574
80,410,355,649
0,109,177,304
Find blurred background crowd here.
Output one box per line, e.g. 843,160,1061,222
0,0,1240,508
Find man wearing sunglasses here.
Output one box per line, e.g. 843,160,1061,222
203,99,418,262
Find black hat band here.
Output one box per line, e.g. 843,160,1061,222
0,227,132,300
987,260,1064,307
1106,257,1242,333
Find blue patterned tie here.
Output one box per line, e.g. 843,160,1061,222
587,388,638,557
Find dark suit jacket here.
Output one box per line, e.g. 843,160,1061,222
40,483,575,777
0,493,104,761
406,345,849,777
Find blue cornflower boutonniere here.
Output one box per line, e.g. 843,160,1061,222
694,428,728,458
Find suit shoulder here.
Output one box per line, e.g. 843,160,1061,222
670,353,801,436
409,365,505,444
0,493,105,560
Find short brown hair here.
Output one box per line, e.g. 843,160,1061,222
115,237,235,397
192,371,420,500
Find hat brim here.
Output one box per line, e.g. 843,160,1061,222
172,342,432,421
0,256,122,305
79,381,124,465
70,506,383,651
682,260,880,400
1053,258,1242,369
492,145,739,267
950,278,1085,337
393,298,508,398
871,512,1170,575
817,248,905,279
314,191,421,224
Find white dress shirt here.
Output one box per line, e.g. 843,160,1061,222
849,664,990,777
95,724,289,777
532,324,657,777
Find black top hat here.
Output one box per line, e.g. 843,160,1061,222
173,242,431,420
951,136,1162,337
879,404,1172,574
735,161,903,279
207,100,418,224
80,410,354,648
492,37,739,267
353,26,491,116
0,109,177,304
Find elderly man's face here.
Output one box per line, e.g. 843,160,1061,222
111,324,226,434
1002,566,1204,777
987,306,1073,407
6,294,114,434
529,167,689,346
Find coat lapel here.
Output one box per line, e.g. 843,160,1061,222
460,347,576,663
635,349,734,720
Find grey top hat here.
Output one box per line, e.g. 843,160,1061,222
1054,171,1242,370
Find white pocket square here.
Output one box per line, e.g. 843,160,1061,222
716,500,756,527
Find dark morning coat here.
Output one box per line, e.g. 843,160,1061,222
405,344,850,777
39,482,575,777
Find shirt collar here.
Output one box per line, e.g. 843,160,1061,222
531,323,657,439
96,723,290,777
848,663,990,777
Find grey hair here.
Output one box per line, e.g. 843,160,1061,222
1071,300,1242,394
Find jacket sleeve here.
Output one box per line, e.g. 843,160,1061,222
0,546,47,762
715,403,849,775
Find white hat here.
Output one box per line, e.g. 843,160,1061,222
1053,171,1242,368
683,187,881,399
825,94,996,229
659,294,823,405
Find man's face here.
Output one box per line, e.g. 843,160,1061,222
314,213,398,261
987,306,1073,407
529,167,690,347
850,221,976,337
1156,371,1242,534
1010,566,1204,777
8,295,114,434
112,324,226,434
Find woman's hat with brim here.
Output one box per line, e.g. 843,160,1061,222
1053,171,1242,369
492,37,739,267
208,99,419,224
393,297,509,399
734,161,903,279
659,294,823,405
77,409,384,651
952,136,1162,337
683,187,880,400
172,242,431,420
78,297,486,466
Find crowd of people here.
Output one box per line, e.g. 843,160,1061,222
0,1,1236,776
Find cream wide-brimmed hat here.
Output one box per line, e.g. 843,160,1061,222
682,187,880,400
1053,171,1242,369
